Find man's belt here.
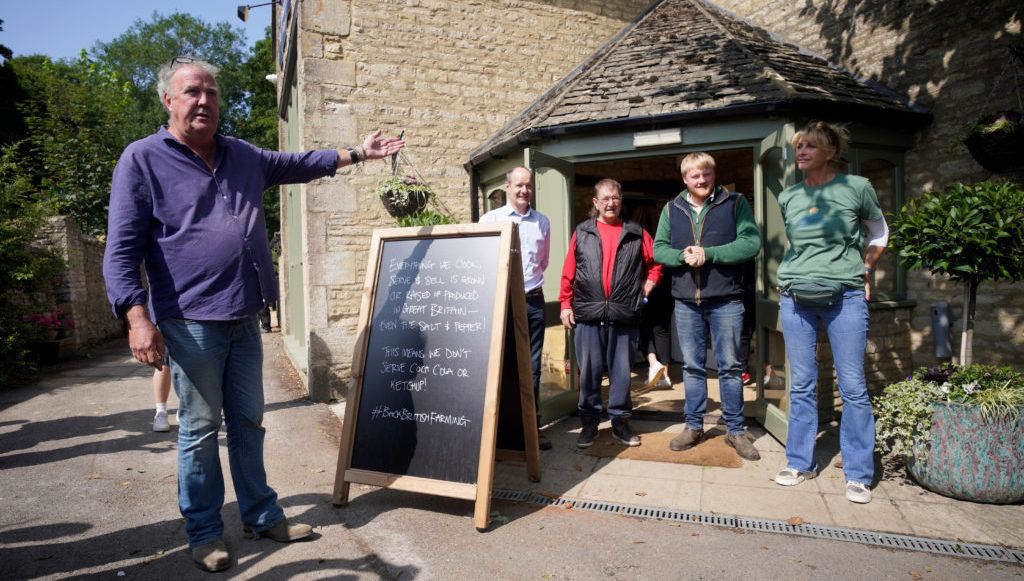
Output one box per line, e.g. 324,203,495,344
525,288,543,298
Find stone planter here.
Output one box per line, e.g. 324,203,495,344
27,337,76,365
907,402,1024,503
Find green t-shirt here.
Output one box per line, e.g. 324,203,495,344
777,173,883,289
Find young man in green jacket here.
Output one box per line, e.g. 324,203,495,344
653,153,761,461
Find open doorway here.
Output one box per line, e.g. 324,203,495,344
568,148,758,423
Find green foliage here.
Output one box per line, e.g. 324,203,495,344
91,12,249,137
378,176,433,217
890,181,1024,284
234,28,277,151
0,145,65,384
396,209,457,227
232,28,281,238
874,363,1024,458
8,53,136,236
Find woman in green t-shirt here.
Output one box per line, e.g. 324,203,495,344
772,121,889,505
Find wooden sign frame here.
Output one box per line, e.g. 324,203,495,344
332,222,541,530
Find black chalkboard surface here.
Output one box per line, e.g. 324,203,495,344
350,235,499,484
333,223,540,531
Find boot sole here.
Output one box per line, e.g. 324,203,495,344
613,436,641,447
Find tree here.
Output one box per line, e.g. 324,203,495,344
9,53,136,236
234,27,282,238
890,180,1024,365
0,145,65,384
91,12,249,137
0,19,28,147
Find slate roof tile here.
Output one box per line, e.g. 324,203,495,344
472,0,924,163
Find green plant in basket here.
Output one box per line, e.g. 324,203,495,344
378,176,433,218
875,363,1024,459
396,209,456,227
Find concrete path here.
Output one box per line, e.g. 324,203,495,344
1,335,1021,579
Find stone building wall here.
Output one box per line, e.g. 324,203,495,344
710,0,1024,368
292,0,653,398
39,216,123,350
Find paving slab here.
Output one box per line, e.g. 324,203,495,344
2,336,1021,580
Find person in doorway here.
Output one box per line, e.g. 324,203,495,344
772,121,887,504
630,205,674,389
653,152,761,461
480,167,552,450
103,56,404,572
152,365,172,432
559,178,662,449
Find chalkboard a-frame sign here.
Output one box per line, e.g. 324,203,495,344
332,222,541,531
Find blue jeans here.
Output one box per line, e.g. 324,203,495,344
574,321,636,421
674,299,746,435
160,315,284,547
780,290,875,484
525,292,546,415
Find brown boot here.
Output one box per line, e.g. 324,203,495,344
244,518,313,542
725,433,761,461
669,427,703,451
191,539,230,572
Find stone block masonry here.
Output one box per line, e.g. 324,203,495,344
712,0,1023,369
292,0,652,399
38,216,123,351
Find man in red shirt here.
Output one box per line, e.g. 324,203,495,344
559,179,662,448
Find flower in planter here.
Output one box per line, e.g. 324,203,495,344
874,363,1024,459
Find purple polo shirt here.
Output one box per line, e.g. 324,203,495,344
103,127,339,322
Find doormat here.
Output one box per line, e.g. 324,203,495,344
582,428,743,468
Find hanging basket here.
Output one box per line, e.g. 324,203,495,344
378,176,432,218
963,111,1024,174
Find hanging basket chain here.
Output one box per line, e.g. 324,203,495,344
388,143,456,219
983,44,1024,112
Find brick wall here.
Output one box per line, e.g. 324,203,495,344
711,0,1024,368
292,0,652,398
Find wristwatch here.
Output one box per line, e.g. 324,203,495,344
346,147,361,164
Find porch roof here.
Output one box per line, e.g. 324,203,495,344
469,0,930,167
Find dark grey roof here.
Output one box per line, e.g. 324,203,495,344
470,0,929,166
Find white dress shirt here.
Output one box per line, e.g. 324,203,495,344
480,203,551,293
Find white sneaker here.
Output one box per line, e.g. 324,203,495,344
646,362,667,388
659,372,673,388
846,480,872,504
153,410,170,432
774,467,814,486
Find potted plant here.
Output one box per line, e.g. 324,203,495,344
889,180,1024,364
874,363,1024,503
378,176,432,218
961,110,1024,173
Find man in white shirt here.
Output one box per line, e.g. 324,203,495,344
480,167,552,450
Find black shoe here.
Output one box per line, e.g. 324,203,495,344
611,419,641,447
538,431,553,451
576,419,599,449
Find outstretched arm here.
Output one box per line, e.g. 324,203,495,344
337,130,406,167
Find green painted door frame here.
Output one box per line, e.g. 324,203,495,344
527,148,579,423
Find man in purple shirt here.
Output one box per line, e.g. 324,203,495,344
103,57,403,572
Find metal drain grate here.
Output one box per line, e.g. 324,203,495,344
491,488,1024,564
